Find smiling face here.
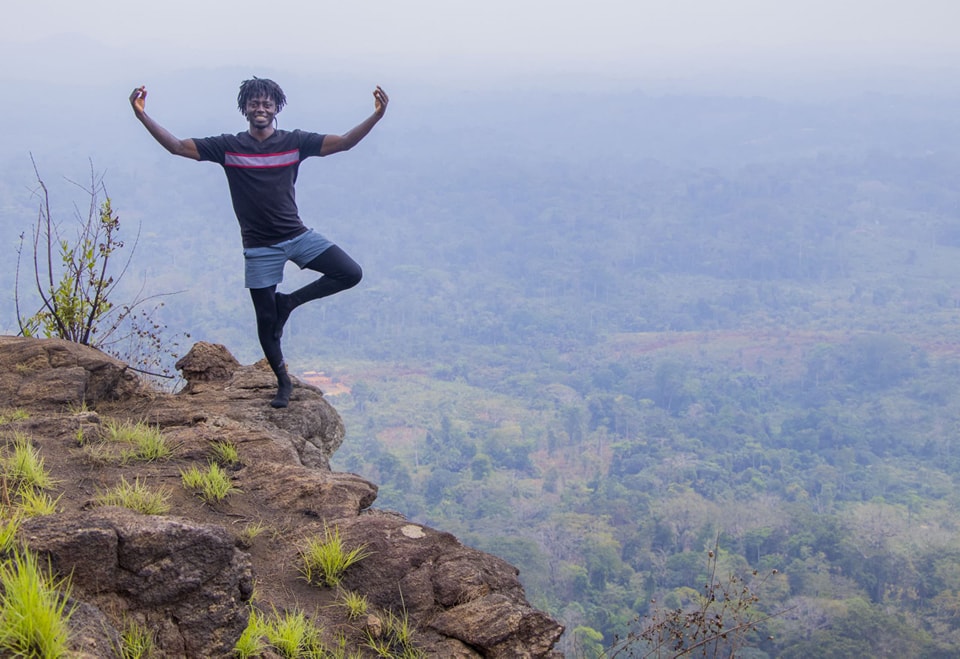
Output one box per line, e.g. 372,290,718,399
245,95,277,130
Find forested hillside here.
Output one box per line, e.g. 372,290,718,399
4,78,960,656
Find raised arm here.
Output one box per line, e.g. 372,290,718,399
319,86,389,156
129,86,201,161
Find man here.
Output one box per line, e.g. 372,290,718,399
129,77,388,408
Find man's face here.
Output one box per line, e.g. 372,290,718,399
245,95,277,129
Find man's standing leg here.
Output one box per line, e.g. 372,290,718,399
274,245,363,339
250,286,293,408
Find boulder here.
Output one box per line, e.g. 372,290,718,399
0,336,139,408
336,510,564,657
19,508,253,658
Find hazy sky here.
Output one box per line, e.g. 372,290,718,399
6,0,960,91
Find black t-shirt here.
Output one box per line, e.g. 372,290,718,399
194,129,326,248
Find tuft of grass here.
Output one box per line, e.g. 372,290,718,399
234,607,268,659
66,400,90,415
179,465,205,490
3,432,55,491
338,589,368,620
80,442,114,466
236,605,375,659
263,608,327,658
209,440,240,466
119,618,156,659
299,525,371,588
0,433,60,518
365,608,424,659
0,409,29,425
16,488,61,518
0,548,76,658
365,634,393,657
384,609,421,658
0,516,21,553
237,521,269,548
102,418,172,463
180,463,240,503
94,476,171,515
327,632,364,659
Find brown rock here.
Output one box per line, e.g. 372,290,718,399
239,462,377,520
430,595,565,658
0,336,139,408
335,511,564,657
175,341,241,386
19,508,253,657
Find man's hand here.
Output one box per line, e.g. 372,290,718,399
319,86,389,156
130,86,147,116
128,85,200,160
373,86,389,117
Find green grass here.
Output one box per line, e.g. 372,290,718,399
235,603,376,658
338,590,368,620
101,418,172,463
234,608,267,659
17,488,61,518
0,409,29,425
0,548,75,658
326,633,364,659
364,607,424,659
65,401,90,415
237,521,269,548
3,433,55,491
118,618,156,659
209,441,240,466
263,608,326,658
299,525,371,588
0,434,60,518
325,634,346,659
180,463,240,503
93,476,171,515
0,517,21,553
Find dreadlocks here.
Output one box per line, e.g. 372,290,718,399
237,77,287,114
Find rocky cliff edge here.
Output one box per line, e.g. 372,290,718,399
0,336,564,658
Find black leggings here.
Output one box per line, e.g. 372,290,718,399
249,244,362,370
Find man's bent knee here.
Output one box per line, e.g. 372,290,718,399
343,265,362,289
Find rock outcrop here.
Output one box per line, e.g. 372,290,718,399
19,508,253,657
0,337,564,657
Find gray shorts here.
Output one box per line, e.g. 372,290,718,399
243,229,333,289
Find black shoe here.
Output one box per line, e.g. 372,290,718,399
270,363,293,408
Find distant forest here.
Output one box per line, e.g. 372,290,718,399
4,78,960,656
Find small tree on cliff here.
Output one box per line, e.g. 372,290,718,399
15,157,183,377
